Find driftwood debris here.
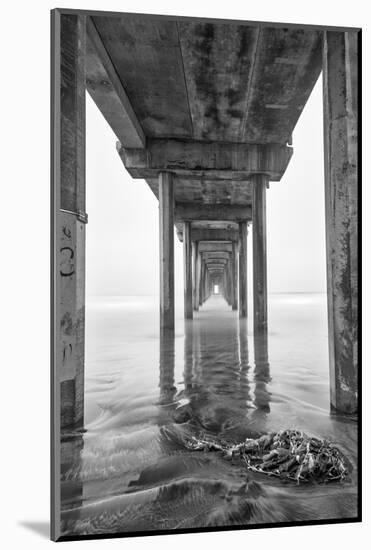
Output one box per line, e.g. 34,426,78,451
182,429,349,484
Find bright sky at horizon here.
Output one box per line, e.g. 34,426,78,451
85,75,326,297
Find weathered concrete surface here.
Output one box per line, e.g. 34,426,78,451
92,15,322,144
92,15,193,137
190,228,239,242
195,249,201,310
203,258,228,265
199,261,205,305
59,214,85,429
252,175,268,336
145,178,253,207
175,203,251,222
176,223,239,243
183,222,193,319
192,242,198,311
159,172,175,330
177,22,259,142
225,262,232,306
208,266,225,271
239,221,248,318
201,251,230,260
120,139,292,181
59,13,86,429
323,31,359,414
86,17,145,148
159,329,176,404
231,242,239,310
198,242,233,253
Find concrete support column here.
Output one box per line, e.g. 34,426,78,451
323,31,358,413
221,277,226,300
226,261,232,306
159,330,176,405
222,268,227,304
159,171,175,330
252,174,269,337
195,248,201,311
207,270,211,299
183,222,193,319
227,265,231,304
55,13,87,430
192,242,197,310
184,323,194,392
253,330,270,413
225,264,230,305
239,221,248,318
199,260,204,306
203,266,208,303
232,241,239,310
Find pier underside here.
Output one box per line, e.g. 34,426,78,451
53,9,359,436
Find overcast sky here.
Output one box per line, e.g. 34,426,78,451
85,75,326,297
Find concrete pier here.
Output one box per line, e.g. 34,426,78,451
52,16,361,542
159,171,175,330
54,11,360,438
252,175,268,337
323,31,359,414
57,13,87,430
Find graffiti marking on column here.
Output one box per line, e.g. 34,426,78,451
60,246,75,277
62,225,72,239
62,342,73,363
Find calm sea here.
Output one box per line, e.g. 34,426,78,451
60,293,358,536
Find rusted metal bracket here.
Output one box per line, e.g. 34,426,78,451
60,209,88,224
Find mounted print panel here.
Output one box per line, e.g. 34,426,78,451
51,8,360,542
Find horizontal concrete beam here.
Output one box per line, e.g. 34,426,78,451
198,242,233,253
205,260,227,265
191,221,239,230
205,260,228,266
118,139,292,181
194,229,239,242
202,252,230,260
177,228,239,243
86,17,145,148
175,202,251,222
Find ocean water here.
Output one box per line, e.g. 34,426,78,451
60,293,358,536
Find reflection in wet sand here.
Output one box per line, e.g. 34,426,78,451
60,294,358,537
158,329,176,406
252,331,271,433
60,433,84,535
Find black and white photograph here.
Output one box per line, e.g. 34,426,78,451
2,0,370,547
50,7,361,542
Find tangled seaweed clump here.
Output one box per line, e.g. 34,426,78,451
183,429,349,484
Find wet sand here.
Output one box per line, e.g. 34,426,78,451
60,294,358,536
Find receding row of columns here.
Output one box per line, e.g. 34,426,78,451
157,171,268,340
54,13,358,442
